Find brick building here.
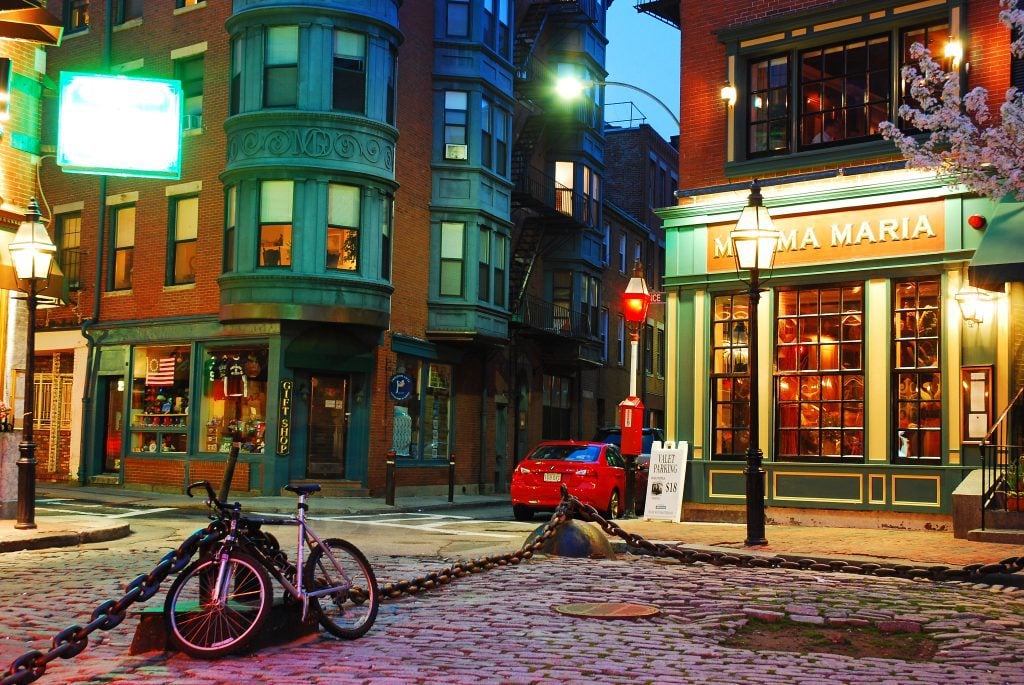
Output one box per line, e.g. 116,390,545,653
1,0,671,500
640,0,1024,526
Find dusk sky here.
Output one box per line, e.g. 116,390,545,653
605,2,680,141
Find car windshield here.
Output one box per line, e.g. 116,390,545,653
529,445,600,463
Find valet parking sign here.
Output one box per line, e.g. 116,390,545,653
642,442,688,521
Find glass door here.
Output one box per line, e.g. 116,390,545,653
101,377,124,474
307,374,349,478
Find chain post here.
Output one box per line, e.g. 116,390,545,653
385,449,396,506
448,452,455,503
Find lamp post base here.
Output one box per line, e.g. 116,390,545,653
743,446,767,546
15,443,37,530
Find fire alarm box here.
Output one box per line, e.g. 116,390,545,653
618,397,645,456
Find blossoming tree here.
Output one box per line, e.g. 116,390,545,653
879,0,1024,201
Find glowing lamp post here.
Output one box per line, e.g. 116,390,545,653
620,260,651,519
8,198,56,529
730,181,778,546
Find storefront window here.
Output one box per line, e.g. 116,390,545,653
392,357,452,461
711,294,750,460
893,279,941,462
130,346,191,454
775,285,864,463
199,346,269,454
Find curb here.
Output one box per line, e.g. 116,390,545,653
0,524,131,554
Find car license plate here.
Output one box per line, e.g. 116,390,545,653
543,472,561,482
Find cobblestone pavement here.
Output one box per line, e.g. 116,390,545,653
2,532,1024,685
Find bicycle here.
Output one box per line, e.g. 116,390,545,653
163,481,380,659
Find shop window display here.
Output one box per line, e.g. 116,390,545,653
200,347,268,454
775,285,864,463
392,356,452,461
893,279,941,461
130,346,191,454
710,294,751,460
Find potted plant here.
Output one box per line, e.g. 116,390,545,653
1005,455,1024,511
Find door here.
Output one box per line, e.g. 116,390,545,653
307,374,349,479
495,402,508,491
100,377,124,474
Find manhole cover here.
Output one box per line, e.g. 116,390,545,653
553,602,660,619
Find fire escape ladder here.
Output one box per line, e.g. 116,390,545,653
509,217,545,315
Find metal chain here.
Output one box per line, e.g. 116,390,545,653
0,521,225,685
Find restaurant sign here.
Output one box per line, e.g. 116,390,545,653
707,200,945,272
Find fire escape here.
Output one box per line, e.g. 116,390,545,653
510,1,601,364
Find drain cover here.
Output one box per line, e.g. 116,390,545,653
554,602,660,619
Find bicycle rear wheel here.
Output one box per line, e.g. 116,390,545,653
303,538,379,639
164,550,273,659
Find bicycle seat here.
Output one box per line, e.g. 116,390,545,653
285,483,322,496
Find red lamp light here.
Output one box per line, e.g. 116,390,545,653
967,214,986,230
622,261,651,326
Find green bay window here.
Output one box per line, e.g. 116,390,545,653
333,31,366,114
264,26,298,108
328,183,360,271
775,285,864,463
478,226,491,302
259,180,293,267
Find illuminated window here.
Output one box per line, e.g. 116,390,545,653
65,0,89,34
893,279,941,462
710,293,750,460
259,180,293,267
169,195,198,285
327,183,360,271
110,204,135,291
55,212,81,290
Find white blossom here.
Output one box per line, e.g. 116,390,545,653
880,0,1024,200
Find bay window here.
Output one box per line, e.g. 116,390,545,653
328,183,360,271
259,180,293,267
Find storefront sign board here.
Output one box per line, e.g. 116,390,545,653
643,441,688,521
278,379,293,456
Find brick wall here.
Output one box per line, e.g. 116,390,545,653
125,456,186,490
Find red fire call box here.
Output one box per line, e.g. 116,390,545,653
618,396,645,456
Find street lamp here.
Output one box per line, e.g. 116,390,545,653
8,198,56,529
620,260,651,519
730,181,778,546
555,76,680,128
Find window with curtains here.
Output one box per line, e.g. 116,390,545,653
893,278,941,462
775,285,865,463
333,30,366,114
110,204,135,291
327,184,360,271
264,26,298,108
440,222,464,296
259,180,293,267
169,195,198,285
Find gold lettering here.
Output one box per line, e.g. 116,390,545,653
902,216,910,239
831,224,853,246
799,227,820,250
713,236,732,259
911,214,936,239
778,228,799,252
854,221,876,244
878,218,899,242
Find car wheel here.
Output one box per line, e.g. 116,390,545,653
605,490,620,520
513,505,533,522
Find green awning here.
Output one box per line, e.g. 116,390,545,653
969,199,1024,292
285,326,376,374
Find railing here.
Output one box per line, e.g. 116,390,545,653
512,164,593,227
980,386,1024,529
513,294,597,341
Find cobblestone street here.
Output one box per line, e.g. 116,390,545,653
2,534,1024,684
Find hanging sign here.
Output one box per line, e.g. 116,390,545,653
277,379,293,456
389,373,413,401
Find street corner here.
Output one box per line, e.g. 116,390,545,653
0,519,131,553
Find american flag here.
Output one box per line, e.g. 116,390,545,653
146,357,176,386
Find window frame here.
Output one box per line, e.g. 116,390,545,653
168,194,199,286
65,0,89,34
710,293,751,461
263,25,298,109
175,53,204,123
446,0,470,38
439,221,465,297
109,204,135,291
223,186,237,273
327,183,361,272
258,180,294,268
55,212,81,291
332,30,366,114
114,0,142,25
443,90,469,161
892,278,942,463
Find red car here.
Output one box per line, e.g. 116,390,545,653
510,441,627,521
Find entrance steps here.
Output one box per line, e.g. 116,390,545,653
967,527,1024,544
284,479,367,498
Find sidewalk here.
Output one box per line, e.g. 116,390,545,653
1,483,1021,570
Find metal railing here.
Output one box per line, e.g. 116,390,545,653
980,386,1024,529
513,294,597,341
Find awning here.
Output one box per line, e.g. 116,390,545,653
0,228,67,304
968,199,1024,293
285,325,376,373
0,1,63,46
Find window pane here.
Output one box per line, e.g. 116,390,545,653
115,206,135,247
175,197,199,241
329,184,360,227
260,181,293,221
267,26,298,64
174,240,196,284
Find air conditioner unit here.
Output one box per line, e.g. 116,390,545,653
444,143,468,160
182,114,203,131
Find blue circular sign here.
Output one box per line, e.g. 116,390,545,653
388,373,414,401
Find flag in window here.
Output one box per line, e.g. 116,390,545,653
146,357,176,386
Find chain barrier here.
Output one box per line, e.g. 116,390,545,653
0,521,226,685
7,487,1023,683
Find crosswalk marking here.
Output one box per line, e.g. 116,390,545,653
276,512,533,539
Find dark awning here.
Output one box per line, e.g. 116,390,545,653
969,199,1024,292
0,1,63,46
285,325,376,374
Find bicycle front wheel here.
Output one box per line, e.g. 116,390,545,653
164,550,273,659
303,538,379,639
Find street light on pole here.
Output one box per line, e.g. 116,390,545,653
554,76,681,128
8,198,56,530
620,260,651,519
730,181,778,547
